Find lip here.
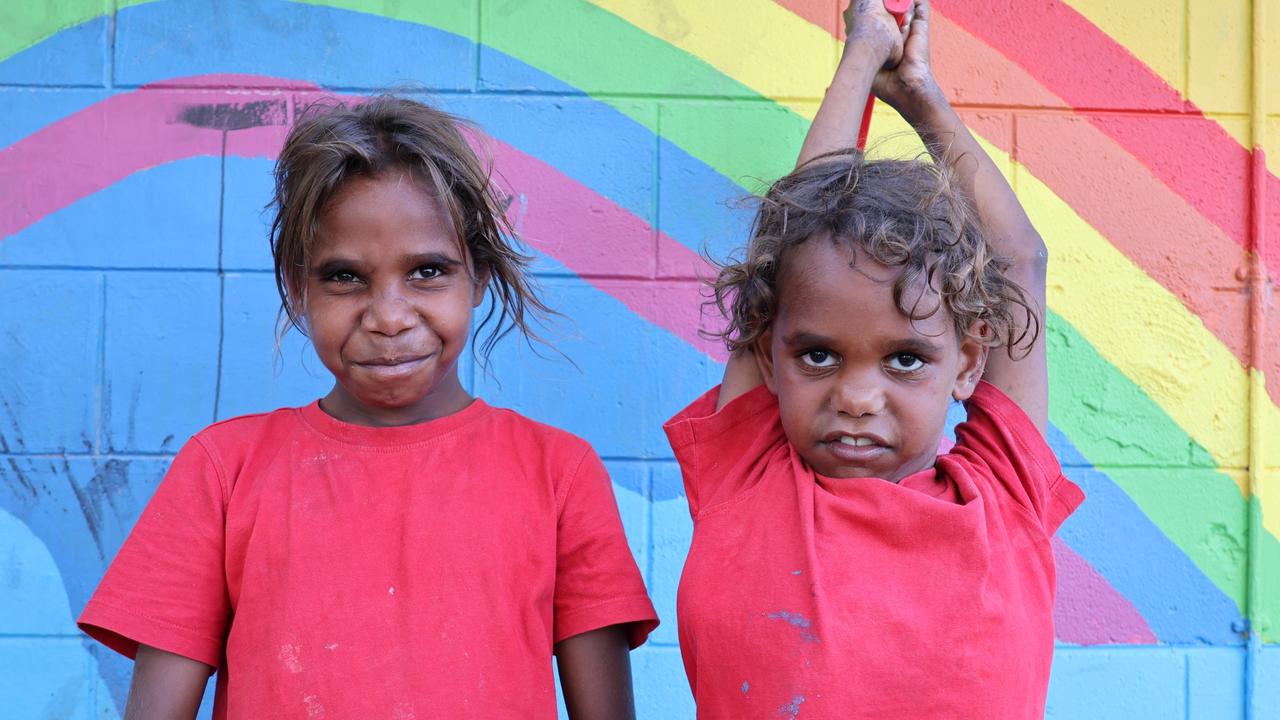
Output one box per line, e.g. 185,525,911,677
820,431,891,464
352,353,433,379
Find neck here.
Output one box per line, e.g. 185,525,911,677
320,374,474,428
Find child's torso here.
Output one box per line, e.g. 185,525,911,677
677,463,1057,720
210,402,566,719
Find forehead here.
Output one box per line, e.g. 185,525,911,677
312,171,462,256
775,237,953,341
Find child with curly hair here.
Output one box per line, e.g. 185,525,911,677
664,1,1083,716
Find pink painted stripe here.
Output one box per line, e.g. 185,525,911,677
1052,537,1157,645
0,75,726,360
1,73,1151,643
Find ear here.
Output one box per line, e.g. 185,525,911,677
471,266,491,308
283,278,308,334
951,322,989,402
753,329,779,395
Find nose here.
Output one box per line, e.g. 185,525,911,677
831,371,886,419
362,286,419,337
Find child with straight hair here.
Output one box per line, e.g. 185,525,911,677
78,96,657,720
665,1,1083,717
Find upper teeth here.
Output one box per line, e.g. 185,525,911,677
838,437,875,447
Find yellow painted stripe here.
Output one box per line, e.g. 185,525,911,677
591,0,836,120
883,111,1280,539
593,0,1280,532
1064,0,1280,176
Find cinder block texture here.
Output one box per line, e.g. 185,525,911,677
0,2,1275,719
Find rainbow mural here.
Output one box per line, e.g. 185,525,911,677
0,1,1277,717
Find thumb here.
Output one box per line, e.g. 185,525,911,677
904,0,931,61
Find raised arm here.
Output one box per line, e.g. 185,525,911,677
797,1,906,165
718,1,904,410
874,0,1049,430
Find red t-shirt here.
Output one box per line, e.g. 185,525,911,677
79,399,657,719
664,381,1084,719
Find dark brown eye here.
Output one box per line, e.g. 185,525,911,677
801,350,837,368
886,354,925,372
411,265,444,280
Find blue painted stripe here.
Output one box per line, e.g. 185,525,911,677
1050,426,1241,644
6,0,1237,645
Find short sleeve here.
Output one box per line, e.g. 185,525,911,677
953,381,1085,535
662,384,787,518
77,435,231,668
553,447,658,649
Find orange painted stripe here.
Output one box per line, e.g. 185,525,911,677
773,0,1279,408
930,0,1280,279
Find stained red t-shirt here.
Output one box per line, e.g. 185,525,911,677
664,381,1084,719
79,399,657,719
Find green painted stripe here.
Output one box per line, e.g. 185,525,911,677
1047,313,1248,610
0,0,111,61
1253,498,1280,642
7,0,1266,617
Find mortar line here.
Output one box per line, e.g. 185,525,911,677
1244,0,1268,717
95,274,108,454
652,101,662,279
473,0,482,91
105,0,117,90
1182,0,1190,111
212,131,228,423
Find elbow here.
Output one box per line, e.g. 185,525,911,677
1008,231,1048,273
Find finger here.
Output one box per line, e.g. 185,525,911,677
915,0,931,23
907,0,931,59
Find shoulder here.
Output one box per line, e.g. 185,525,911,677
959,381,1057,475
186,405,309,469
663,384,791,518
951,382,1083,534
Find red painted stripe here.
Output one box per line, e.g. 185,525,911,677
774,1,1280,408
0,73,1157,644
0,75,725,362
929,0,1280,278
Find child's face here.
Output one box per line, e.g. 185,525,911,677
757,237,986,481
303,171,484,426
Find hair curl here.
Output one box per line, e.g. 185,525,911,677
269,94,552,365
710,149,1039,355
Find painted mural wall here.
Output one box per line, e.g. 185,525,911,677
1,1,1277,717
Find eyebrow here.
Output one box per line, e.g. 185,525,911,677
781,331,836,348
404,252,464,267
310,252,464,277
781,331,946,356
889,338,946,356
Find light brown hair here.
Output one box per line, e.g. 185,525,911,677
710,149,1038,354
268,95,551,363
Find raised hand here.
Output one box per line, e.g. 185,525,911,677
843,0,908,72
871,0,942,117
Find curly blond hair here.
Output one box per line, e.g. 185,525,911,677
710,149,1038,354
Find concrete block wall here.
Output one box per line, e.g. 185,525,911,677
1,1,1276,717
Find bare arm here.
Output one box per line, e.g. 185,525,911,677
721,1,904,408
123,645,211,720
875,0,1048,429
555,625,636,720
797,1,905,165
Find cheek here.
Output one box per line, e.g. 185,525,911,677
429,290,478,341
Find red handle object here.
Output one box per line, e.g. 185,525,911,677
855,0,913,150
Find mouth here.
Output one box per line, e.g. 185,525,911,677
821,432,891,464
353,353,434,379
